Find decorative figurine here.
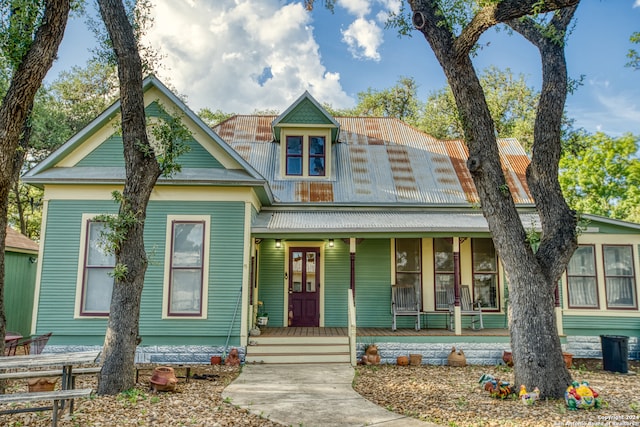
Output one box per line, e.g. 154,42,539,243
361,344,381,365
565,381,601,410
519,385,540,405
478,373,515,399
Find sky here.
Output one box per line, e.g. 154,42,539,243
47,0,640,137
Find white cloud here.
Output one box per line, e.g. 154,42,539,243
341,17,383,61
337,0,371,17
145,0,353,113
635,0,640,7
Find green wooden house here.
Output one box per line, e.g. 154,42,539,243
4,227,39,337
23,76,640,364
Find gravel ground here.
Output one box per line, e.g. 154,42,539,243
1,364,282,427
1,359,638,426
353,358,640,427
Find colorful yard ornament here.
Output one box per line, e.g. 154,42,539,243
478,373,515,399
519,385,540,405
565,381,602,410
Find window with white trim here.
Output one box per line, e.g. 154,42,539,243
472,238,498,310
566,245,599,308
163,215,210,318
434,238,454,310
604,245,637,309
281,130,330,178
80,220,114,316
395,238,422,310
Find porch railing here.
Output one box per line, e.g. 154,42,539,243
347,288,357,366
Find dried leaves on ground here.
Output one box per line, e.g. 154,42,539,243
2,359,639,426
353,359,640,427
1,365,282,427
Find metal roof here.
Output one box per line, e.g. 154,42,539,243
215,115,533,206
252,210,541,234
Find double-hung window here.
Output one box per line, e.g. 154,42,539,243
472,238,498,310
434,238,454,310
79,219,115,316
164,216,210,318
395,238,422,310
282,131,329,178
604,245,637,309
566,245,598,308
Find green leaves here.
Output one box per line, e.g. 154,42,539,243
559,132,640,223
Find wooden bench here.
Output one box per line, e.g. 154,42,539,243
0,388,93,427
0,366,102,381
391,284,421,331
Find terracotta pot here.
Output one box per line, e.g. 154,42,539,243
150,366,178,392
397,355,409,366
210,356,222,365
28,377,57,392
563,352,573,369
502,351,514,367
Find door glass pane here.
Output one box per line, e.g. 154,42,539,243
292,251,303,293
306,252,316,292
472,238,498,309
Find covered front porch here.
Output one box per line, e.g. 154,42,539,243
259,326,510,338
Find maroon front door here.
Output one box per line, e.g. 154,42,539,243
289,248,320,327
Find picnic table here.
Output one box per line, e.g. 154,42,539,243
0,350,101,426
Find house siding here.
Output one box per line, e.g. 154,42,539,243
354,239,393,327
323,240,350,326
36,199,247,347
256,240,286,326
5,250,38,335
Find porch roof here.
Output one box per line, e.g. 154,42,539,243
252,210,541,235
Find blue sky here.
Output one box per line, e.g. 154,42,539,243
48,0,640,137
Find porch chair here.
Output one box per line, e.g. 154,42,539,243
447,285,484,331
391,284,421,331
22,332,52,355
4,338,20,356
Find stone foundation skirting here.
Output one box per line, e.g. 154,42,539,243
357,336,640,366
44,345,245,365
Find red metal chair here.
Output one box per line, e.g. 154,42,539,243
4,338,20,356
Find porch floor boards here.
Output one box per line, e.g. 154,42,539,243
259,327,509,337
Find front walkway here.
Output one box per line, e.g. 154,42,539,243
222,363,440,427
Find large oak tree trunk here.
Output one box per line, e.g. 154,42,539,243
409,0,579,397
0,0,70,356
97,0,161,395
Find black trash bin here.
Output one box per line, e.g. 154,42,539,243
600,335,629,373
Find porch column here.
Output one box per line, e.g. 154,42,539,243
554,282,564,336
350,238,356,298
453,237,462,335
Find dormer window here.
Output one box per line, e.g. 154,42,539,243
282,130,329,178
272,91,340,180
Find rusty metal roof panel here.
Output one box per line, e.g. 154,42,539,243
215,115,534,206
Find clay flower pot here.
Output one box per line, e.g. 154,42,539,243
28,377,57,392
150,366,178,392
563,352,573,369
210,356,222,365
397,355,409,366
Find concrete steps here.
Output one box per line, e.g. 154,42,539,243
245,335,350,364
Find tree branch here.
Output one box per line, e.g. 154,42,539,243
454,0,579,57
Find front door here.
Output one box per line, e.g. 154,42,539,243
288,247,320,327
